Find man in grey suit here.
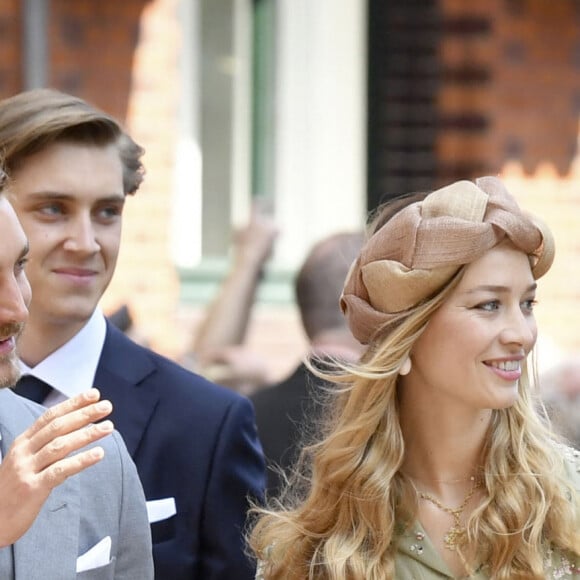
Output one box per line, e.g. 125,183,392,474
0,178,152,577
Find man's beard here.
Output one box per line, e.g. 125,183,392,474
0,354,22,389
0,322,25,389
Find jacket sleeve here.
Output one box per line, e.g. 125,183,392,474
199,395,266,580
110,430,154,579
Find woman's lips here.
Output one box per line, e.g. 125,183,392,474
484,359,522,382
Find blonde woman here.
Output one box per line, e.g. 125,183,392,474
249,176,580,579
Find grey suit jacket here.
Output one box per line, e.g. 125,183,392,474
0,389,154,579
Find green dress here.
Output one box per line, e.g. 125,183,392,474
395,446,580,579
257,447,580,579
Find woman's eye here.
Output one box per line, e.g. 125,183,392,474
476,300,499,312
522,299,537,312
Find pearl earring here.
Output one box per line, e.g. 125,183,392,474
399,357,412,376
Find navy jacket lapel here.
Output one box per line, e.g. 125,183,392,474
93,322,160,457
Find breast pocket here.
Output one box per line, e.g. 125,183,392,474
147,497,177,544
76,557,115,580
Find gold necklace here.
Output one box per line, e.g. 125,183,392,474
417,479,480,551
411,474,477,484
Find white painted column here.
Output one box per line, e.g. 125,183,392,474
171,0,203,268
273,0,367,268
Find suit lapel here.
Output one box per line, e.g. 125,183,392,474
0,390,79,579
93,322,160,457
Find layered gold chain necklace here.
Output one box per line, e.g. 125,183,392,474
417,478,480,551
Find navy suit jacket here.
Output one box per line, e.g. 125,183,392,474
94,322,266,580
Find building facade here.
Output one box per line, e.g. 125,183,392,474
1,0,579,380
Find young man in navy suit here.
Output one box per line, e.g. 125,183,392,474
0,168,153,579
0,88,266,580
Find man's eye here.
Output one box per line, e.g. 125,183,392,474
38,204,63,215
15,257,29,273
97,205,123,220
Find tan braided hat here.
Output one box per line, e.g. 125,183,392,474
340,176,555,344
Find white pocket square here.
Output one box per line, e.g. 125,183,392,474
76,536,112,573
146,497,177,524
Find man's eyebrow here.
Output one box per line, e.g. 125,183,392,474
24,191,125,202
24,191,74,200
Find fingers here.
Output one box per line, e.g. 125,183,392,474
34,419,114,473
42,445,106,488
0,389,116,522
26,389,112,447
26,388,108,435
14,389,115,476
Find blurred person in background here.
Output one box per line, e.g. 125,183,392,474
251,231,365,496
180,205,278,394
541,356,580,449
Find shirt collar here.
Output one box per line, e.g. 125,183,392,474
19,309,107,399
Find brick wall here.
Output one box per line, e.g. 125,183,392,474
439,0,580,362
49,0,144,120
0,0,23,96
0,0,579,380
493,1,580,360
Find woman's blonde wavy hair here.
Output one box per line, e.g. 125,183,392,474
248,195,580,579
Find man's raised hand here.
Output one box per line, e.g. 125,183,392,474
0,388,114,546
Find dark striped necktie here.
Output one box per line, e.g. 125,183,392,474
13,375,53,405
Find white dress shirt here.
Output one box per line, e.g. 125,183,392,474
19,309,107,407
